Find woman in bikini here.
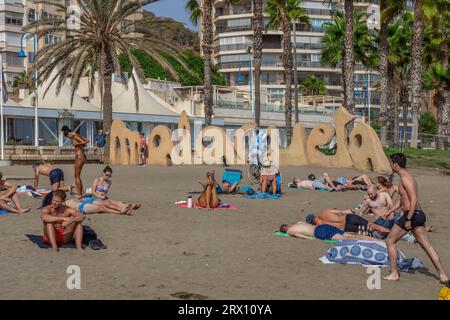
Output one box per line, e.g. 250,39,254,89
90,166,140,214
196,170,220,209
61,126,89,198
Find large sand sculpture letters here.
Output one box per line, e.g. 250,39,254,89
109,107,390,172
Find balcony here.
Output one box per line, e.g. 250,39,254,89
217,43,250,52
295,42,325,50
216,24,252,34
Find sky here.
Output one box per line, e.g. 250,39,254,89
145,0,199,32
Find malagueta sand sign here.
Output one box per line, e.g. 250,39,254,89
109,107,391,173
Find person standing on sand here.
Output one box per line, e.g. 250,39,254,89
383,153,449,285
61,126,89,198
41,190,85,252
139,132,147,166
94,129,106,164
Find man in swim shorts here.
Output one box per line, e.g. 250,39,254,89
305,208,391,234
384,153,448,284
33,161,73,193
40,190,85,252
275,221,375,241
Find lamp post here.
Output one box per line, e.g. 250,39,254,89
18,32,39,147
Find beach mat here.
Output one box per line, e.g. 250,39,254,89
176,201,237,210
274,232,337,243
0,210,12,215
243,193,281,199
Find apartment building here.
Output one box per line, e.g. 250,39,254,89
211,0,381,116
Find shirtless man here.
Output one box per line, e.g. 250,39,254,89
275,221,376,241
40,190,85,252
32,161,73,192
305,208,390,234
383,153,448,284
0,172,30,214
358,186,393,219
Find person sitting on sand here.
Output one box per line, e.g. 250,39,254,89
32,161,74,193
0,172,30,214
65,197,137,215
40,190,85,252
357,186,393,220
196,170,221,209
375,175,398,199
305,208,391,235
90,166,140,215
260,156,279,194
275,221,376,241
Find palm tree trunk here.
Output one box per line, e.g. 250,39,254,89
379,0,389,146
103,72,113,164
437,41,449,150
253,0,263,127
202,0,214,126
282,16,293,144
386,64,396,146
409,0,424,148
293,20,299,123
343,0,355,112
401,86,409,148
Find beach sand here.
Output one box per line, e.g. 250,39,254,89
0,164,449,299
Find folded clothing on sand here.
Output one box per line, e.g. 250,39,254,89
320,239,423,271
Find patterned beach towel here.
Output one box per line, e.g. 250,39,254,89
319,240,423,271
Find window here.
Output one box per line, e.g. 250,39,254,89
311,54,321,62
44,35,62,45
5,52,23,67
6,16,23,26
227,18,251,29
219,54,251,63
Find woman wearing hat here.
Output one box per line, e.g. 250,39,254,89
259,154,279,194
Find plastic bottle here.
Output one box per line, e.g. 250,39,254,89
187,196,193,208
358,225,362,235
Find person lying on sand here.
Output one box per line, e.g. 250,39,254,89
32,161,74,193
305,208,391,235
65,197,137,215
196,170,221,209
319,173,371,191
275,221,376,241
90,166,140,214
40,190,85,252
291,174,333,190
0,172,30,214
217,180,239,194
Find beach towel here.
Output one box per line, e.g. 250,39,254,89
243,192,281,199
175,201,237,210
26,226,100,249
16,185,49,197
0,209,12,215
319,239,423,271
288,184,330,192
274,232,337,243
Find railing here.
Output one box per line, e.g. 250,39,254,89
216,25,252,33
218,43,250,51
295,42,325,50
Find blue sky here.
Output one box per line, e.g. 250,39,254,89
145,0,199,32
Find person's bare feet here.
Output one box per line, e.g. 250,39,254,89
19,208,31,214
426,226,434,232
132,204,141,210
383,272,400,281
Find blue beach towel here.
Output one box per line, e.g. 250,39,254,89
243,192,281,199
0,210,11,215
320,240,423,271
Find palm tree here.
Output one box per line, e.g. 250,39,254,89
379,0,404,146
387,13,413,147
186,0,214,126
342,0,355,111
265,0,309,144
423,64,450,149
321,10,378,110
409,0,425,148
12,70,34,92
422,0,450,149
253,0,263,127
300,75,327,96
25,0,186,163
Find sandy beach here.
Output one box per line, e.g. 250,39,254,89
0,164,449,300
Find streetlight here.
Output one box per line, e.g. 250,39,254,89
246,44,254,118
18,31,39,147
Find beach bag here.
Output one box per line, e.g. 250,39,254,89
438,285,450,300
82,225,98,245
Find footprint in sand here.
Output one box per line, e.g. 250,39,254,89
171,292,208,300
